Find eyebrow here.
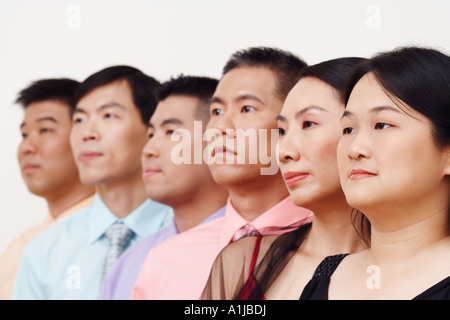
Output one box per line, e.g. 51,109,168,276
72,102,127,115
20,116,58,129
210,93,264,106
295,105,329,119
276,105,329,123
342,105,402,119
147,117,184,129
235,93,264,104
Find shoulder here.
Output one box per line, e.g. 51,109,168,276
217,235,279,266
312,254,349,278
23,207,90,257
144,218,224,265
152,218,223,251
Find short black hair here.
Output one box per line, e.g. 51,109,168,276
15,78,80,110
155,75,218,121
298,57,366,103
74,65,160,124
222,47,307,101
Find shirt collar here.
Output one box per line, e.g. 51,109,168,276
47,194,95,222
203,205,227,225
88,194,173,243
219,196,313,247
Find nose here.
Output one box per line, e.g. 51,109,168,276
209,112,235,138
278,129,300,164
142,135,160,159
347,130,371,160
81,119,100,142
18,133,37,156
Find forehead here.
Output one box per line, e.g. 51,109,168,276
213,66,277,102
23,100,71,122
346,72,392,111
282,77,341,116
76,79,134,111
150,95,200,125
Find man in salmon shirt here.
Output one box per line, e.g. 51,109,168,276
132,47,313,300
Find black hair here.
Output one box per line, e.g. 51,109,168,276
222,47,307,101
297,57,366,103
344,46,450,245
15,78,80,110
345,46,450,148
74,65,160,124
155,74,218,121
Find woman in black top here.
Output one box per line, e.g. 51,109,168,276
301,46,450,300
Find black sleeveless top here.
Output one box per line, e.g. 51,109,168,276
300,254,450,300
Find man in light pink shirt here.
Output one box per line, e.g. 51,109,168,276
132,47,312,300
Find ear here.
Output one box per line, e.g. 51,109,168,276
444,146,450,176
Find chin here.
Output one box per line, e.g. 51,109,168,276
210,166,258,188
344,194,376,213
291,195,316,209
79,175,104,186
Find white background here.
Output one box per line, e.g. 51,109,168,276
1,0,449,252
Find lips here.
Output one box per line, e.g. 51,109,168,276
142,167,161,179
349,169,377,180
213,145,236,156
21,162,40,174
78,151,103,162
283,171,309,187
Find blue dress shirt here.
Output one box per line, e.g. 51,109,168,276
11,194,173,300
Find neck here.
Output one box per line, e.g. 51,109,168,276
46,183,95,218
228,174,289,221
306,194,366,257
171,181,228,233
367,205,449,263
96,173,147,219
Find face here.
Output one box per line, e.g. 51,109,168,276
70,80,148,186
142,95,215,205
338,72,450,213
18,100,80,197
278,77,344,208
207,66,283,186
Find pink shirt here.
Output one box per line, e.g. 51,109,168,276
131,196,313,300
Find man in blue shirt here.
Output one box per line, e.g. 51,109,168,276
101,75,228,300
12,66,173,299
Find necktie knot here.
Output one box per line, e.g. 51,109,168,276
232,223,261,242
104,222,134,248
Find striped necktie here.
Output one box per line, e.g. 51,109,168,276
100,222,134,286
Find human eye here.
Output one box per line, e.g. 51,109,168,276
241,105,255,113
374,122,392,130
21,131,28,139
211,108,223,116
302,121,316,129
72,116,84,125
343,127,354,135
277,127,286,137
39,128,53,134
104,113,117,119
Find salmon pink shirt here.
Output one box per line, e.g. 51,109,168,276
131,196,313,300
